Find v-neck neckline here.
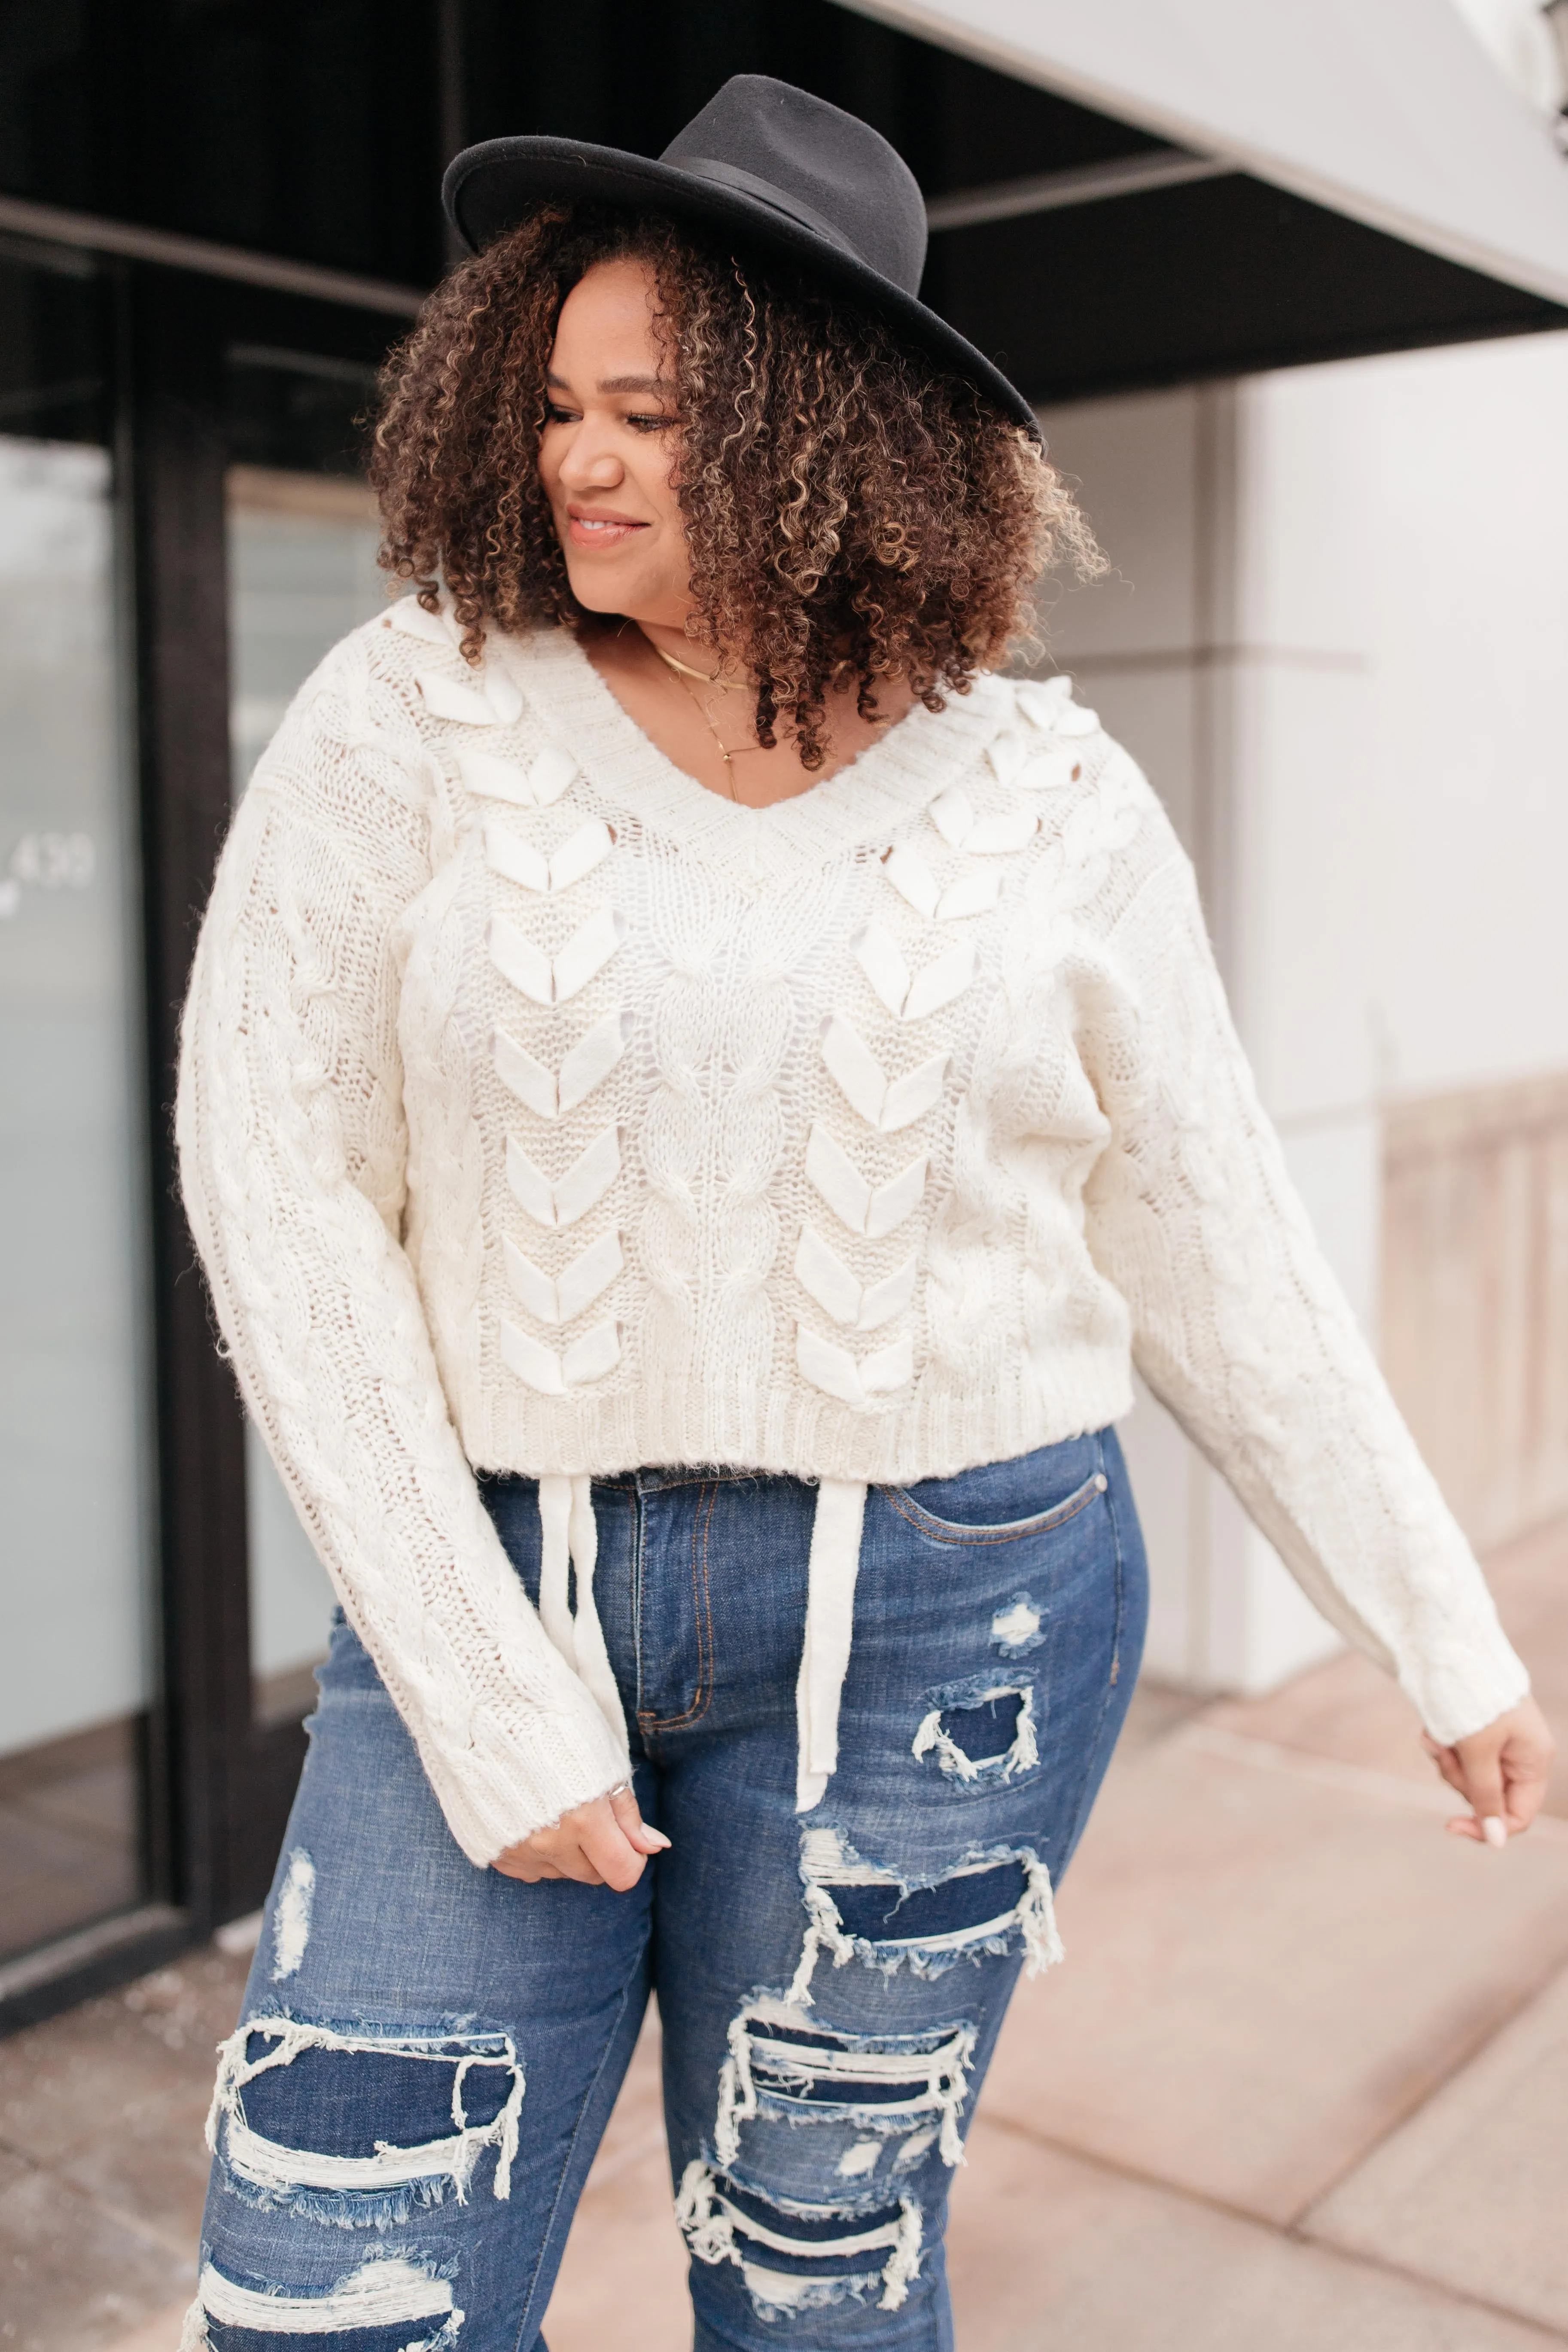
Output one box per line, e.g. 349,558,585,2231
489,624,1015,884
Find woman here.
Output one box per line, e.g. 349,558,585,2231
176,75,1551,2352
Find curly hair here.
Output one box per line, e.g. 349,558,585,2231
371,204,1100,769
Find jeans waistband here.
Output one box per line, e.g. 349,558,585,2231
584,1465,792,1495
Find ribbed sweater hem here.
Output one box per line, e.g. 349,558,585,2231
457,1357,1134,1486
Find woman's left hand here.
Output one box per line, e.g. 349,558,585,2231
492,1785,670,1889
1422,1695,1556,1845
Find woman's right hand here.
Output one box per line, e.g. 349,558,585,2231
492,1784,670,1890
1422,1694,1555,1844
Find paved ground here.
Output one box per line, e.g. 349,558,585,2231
3,1512,1564,2352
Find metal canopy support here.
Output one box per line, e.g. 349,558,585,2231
926,149,1233,233
0,193,426,316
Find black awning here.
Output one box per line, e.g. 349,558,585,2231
856,0,1568,398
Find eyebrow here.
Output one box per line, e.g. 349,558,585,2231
545,369,674,398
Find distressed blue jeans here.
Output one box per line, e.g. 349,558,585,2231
190,1430,1146,2352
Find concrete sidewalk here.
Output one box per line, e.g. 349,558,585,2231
5,1513,1565,2352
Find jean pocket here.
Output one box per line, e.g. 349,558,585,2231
883,1455,1108,1546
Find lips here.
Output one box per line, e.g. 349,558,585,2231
566,508,648,549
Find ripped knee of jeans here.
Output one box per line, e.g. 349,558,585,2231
683,1996,966,2315
180,2252,463,2347
713,1996,976,2178
204,2015,526,2229
785,1823,1062,2007
677,2153,925,2320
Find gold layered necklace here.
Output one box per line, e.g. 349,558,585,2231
641,632,768,800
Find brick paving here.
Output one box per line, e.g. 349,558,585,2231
3,1515,1562,2352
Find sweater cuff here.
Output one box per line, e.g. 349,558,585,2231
1401,1630,1531,1750
421,1700,633,1868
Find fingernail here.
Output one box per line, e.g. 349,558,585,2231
641,1827,672,1850
1482,1815,1508,1849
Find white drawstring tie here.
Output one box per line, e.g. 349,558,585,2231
535,1471,869,1813
795,1479,868,1813
536,1473,627,1743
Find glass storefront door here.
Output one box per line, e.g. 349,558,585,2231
0,248,153,1962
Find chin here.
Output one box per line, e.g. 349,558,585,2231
565,563,641,617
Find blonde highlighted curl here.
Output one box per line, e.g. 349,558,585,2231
371,205,1101,769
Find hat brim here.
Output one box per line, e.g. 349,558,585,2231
442,136,1042,441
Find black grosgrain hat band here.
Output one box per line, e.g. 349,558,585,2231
441,74,1041,438
672,155,860,257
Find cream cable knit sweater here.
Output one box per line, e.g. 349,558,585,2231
177,598,1527,1865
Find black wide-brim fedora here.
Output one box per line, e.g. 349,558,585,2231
442,73,1041,440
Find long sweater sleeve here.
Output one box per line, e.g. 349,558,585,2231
1081,772,1527,1745
176,632,629,1865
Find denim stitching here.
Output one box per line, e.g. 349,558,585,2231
638,1480,716,1733
879,1467,1105,1547
1060,1433,1129,1864
508,1963,648,2352
626,1468,765,1494
622,1481,647,1731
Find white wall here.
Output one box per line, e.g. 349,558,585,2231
1036,326,1568,1693
1231,334,1568,1102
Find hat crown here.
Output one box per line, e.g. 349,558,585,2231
661,74,927,296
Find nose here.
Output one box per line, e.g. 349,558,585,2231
556,415,625,492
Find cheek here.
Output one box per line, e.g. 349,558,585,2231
637,450,688,572
632,438,681,523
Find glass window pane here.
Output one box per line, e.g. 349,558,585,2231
225,346,385,1724
0,256,150,1960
